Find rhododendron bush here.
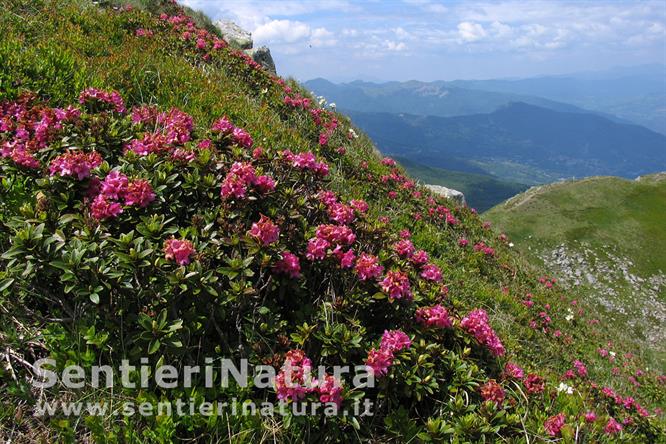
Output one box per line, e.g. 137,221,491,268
0,0,664,442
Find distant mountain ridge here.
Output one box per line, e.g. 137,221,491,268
305,77,626,123
345,102,666,184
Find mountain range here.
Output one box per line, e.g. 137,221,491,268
306,69,666,198
345,103,666,185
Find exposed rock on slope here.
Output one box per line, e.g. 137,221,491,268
215,19,276,74
425,184,466,205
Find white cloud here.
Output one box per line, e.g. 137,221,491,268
253,19,311,43
310,28,338,47
386,40,408,51
458,22,487,42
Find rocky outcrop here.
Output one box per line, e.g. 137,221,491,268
425,184,466,206
214,20,252,49
245,46,275,74
214,20,276,74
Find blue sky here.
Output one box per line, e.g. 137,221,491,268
181,0,666,82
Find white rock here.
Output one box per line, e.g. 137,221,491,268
425,184,466,206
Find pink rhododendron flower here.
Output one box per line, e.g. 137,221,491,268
315,224,356,246
232,127,253,148
573,360,588,378
420,264,442,282
504,362,525,379
380,270,412,301
248,215,280,246
49,150,103,180
604,417,622,435
381,330,411,352
410,250,429,265
584,411,597,423
524,374,545,395
273,252,301,278
327,202,355,224
365,347,393,377
275,350,315,402
544,413,566,437
101,170,129,200
79,88,126,113
458,238,469,247
336,248,356,269
480,379,505,405
306,238,330,261
163,238,195,265
253,175,276,193
125,132,170,156
124,179,155,208
350,199,368,213
355,253,384,281
317,190,338,206
415,305,452,328
460,309,505,356
393,239,415,258
91,194,123,220
381,157,396,167
317,375,344,407
211,116,235,134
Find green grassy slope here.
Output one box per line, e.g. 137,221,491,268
0,1,664,442
396,157,528,212
485,174,666,364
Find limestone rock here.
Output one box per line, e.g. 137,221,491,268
425,184,466,206
244,46,276,74
215,20,252,49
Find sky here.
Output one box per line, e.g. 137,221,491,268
181,0,666,82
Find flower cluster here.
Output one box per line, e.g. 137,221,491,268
460,309,505,356
544,413,566,437
90,170,155,220
163,238,196,266
220,162,275,199
1,96,80,169
275,350,315,402
415,305,452,328
248,215,280,246
480,379,505,405
503,362,525,379
420,263,442,282
79,88,126,113
272,252,301,278
49,150,103,180
280,150,329,176
355,253,384,281
524,373,545,395
211,116,254,148
379,270,412,301
365,330,411,377
473,241,496,257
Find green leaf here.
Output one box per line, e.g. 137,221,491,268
148,339,161,355
0,278,15,293
89,293,100,304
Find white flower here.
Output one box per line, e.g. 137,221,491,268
609,351,616,357
348,128,358,139
329,102,336,110
509,242,514,248
565,314,574,322
557,382,573,394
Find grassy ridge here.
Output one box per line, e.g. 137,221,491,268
485,174,666,366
